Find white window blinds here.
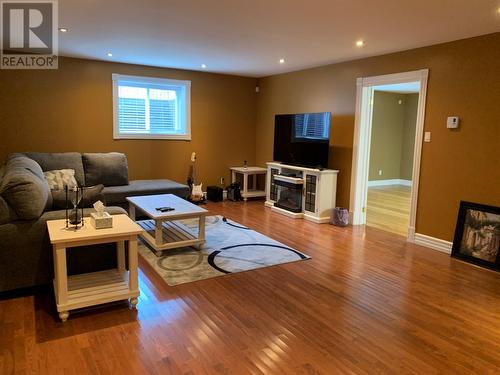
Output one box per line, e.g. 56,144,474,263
112,74,191,140
294,113,329,140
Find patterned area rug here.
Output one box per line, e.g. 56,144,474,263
138,215,310,286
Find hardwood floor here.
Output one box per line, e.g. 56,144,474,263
1,200,500,374
366,185,411,236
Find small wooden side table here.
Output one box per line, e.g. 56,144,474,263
230,166,267,201
46,214,143,322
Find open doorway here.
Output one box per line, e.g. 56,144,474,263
366,83,419,235
350,70,428,241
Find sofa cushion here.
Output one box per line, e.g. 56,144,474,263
51,184,105,210
39,205,127,221
44,169,78,190
1,158,52,220
83,152,129,187
20,152,86,186
102,179,190,205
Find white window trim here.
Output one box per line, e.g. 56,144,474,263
112,73,191,140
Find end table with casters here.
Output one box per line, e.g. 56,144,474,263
46,214,143,322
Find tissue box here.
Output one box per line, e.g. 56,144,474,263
90,212,113,229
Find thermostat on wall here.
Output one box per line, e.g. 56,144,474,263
447,116,460,129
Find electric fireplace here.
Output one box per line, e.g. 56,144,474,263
274,179,303,213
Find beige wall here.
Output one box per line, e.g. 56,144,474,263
368,91,418,181
256,33,500,241
0,57,258,188
401,94,418,180
369,91,406,181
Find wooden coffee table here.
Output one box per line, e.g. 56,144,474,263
46,214,143,322
126,194,207,253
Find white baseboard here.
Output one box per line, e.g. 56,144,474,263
414,233,453,254
368,179,412,187
407,226,416,242
304,214,330,224
264,200,275,208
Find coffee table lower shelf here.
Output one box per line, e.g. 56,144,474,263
54,269,138,312
137,219,204,252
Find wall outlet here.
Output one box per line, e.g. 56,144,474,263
220,177,225,185
378,170,383,176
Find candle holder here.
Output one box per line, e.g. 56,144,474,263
65,185,85,230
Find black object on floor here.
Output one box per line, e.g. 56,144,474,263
207,186,223,202
227,182,242,201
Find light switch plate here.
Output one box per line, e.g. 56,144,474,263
424,132,431,142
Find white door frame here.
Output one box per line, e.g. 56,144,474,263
349,69,429,242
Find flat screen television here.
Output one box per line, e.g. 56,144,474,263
273,112,331,169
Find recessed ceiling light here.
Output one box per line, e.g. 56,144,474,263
356,40,365,47
279,58,285,64
106,52,113,57
58,27,68,33
201,64,207,68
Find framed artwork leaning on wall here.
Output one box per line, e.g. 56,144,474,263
452,201,500,272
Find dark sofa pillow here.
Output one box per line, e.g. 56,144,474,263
82,153,129,187
51,184,106,210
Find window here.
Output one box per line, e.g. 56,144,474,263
112,74,191,140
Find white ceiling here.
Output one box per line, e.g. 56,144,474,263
58,0,500,77
374,82,420,93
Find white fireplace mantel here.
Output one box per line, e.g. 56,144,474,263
264,162,339,223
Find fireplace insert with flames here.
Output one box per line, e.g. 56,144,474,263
274,179,303,213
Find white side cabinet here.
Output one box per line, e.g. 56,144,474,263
265,162,339,223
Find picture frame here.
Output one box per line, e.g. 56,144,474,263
451,201,500,272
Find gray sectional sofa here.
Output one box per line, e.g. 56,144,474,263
0,152,190,293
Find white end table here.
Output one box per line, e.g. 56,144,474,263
46,214,143,322
230,166,267,201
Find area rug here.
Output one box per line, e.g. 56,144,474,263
138,215,310,286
